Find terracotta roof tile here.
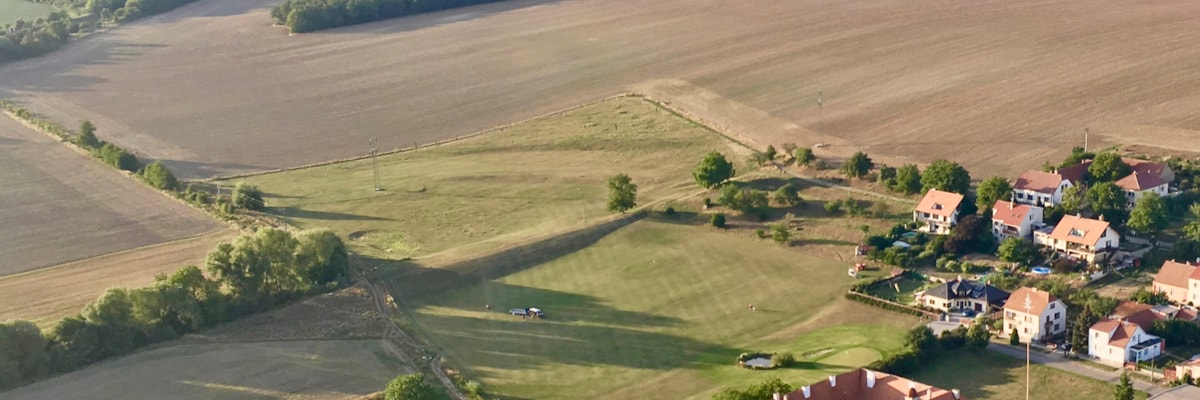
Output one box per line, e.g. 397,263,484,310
1154,261,1198,290
916,189,964,218
1115,171,1167,192
992,200,1036,228
1003,287,1059,315
1048,214,1113,246
1014,171,1067,194
789,368,965,400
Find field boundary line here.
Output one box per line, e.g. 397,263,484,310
204,92,635,182
0,107,243,229
0,230,233,282
631,92,916,205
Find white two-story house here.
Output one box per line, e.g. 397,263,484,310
1033,214,1120,264
1003,287,1066,343
1089,318,1163,367
914,189,964,235
1013,170,1073,207
991,200,1044,241
1114,171,1170,208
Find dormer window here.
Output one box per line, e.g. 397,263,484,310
1069,228,1086,237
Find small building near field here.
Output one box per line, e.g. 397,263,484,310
1087,318,1163,367
917,277,1010,313
1003,287,1066,343
914,189,964,235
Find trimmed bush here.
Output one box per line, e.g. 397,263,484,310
771,352,795,368
141,160,178,190
711,213,726,228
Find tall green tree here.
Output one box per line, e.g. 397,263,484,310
1088,152,1131,183
385,373,440,400
921,159,971,194
606,173,638,213
1060,185,1086,214
794,147,815,167
1113,371,1134,400
0,321,50,389
1185,204,1200,242
693,151,735,189
841,151,874,179
976,177,1013,213
1058,146,1095,168
772,183,801,207
1127,193,1168,236
141,160,178,190
877,165,897,186
764,145,777,161
231,182,264,210
78,120,100,148
893,164,922,194
997,237,1036,265
1085,182,1127,224
1071,304,1098,356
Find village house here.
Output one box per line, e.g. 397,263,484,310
1173,356,1200,384
1003,287,1066,343
786,368,965,400
1152,260,1200,306
991,200,1043,241
1088,318,1164,367
914,189,964,235
1033,214,1120,264
1114,171,1170,208
1012,170,1073,207
917,277,1010,314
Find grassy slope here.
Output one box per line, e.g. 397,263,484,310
0,0,54,25
911,352,1148,400
242,97,741,264
405,220,918,399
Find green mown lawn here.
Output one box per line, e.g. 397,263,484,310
911,351,1148,400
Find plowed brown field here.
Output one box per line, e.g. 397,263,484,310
3,0,1198,179
0,114,225,276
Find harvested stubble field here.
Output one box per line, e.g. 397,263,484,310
237,96,743,263
0,230,234,328
395,219,918,399
0,114,225,276
6,284,408,400
4,0,1200,179
3,339,409,400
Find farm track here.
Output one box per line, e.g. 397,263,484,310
4,0,1200,180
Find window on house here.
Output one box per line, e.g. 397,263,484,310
1054,312,1060,319
1050,303,1055,309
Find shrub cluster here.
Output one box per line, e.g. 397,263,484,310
0,12,72,64
0,229,350,391
843,292,928,318
868,326,989,376
272,0,508,33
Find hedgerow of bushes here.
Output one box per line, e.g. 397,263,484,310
0,228,350,391
272,0,508,33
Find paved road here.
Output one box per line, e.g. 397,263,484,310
987,343,1167,396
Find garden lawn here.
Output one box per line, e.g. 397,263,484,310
402,220,919,399
240,96,743,264
910,351,1148,400
0,0,54,26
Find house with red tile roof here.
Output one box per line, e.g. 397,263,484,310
1012,170,1073,207
1114,171,1169,208
786,368,965,400
1152,260,1200,306
1033,214,1120,264
991,200,1043,241
914,189,964,235
1003,287,1066,343
1088,318,1163,366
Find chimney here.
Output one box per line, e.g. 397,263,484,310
927,387,933,398
1010,200,1014,210
953,388,961,399
1032,287,1039,292
828,375,837,387
801,386,811,399
866,370,876,388
1098,214,1105,222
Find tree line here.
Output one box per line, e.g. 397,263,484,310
272,0,508,33
0,0,197,65
0,228,350,390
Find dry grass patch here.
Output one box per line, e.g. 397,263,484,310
239,96,739,262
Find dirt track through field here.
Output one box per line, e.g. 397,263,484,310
3,0,1199,180
0,114,225,276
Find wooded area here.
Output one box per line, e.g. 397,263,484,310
272,0,508,33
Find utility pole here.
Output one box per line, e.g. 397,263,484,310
369,137,382,192
1024,293,1033,400
1083,127,1089,152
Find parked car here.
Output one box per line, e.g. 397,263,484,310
509,307,545,318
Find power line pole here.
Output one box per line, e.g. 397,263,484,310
369,137,382,192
